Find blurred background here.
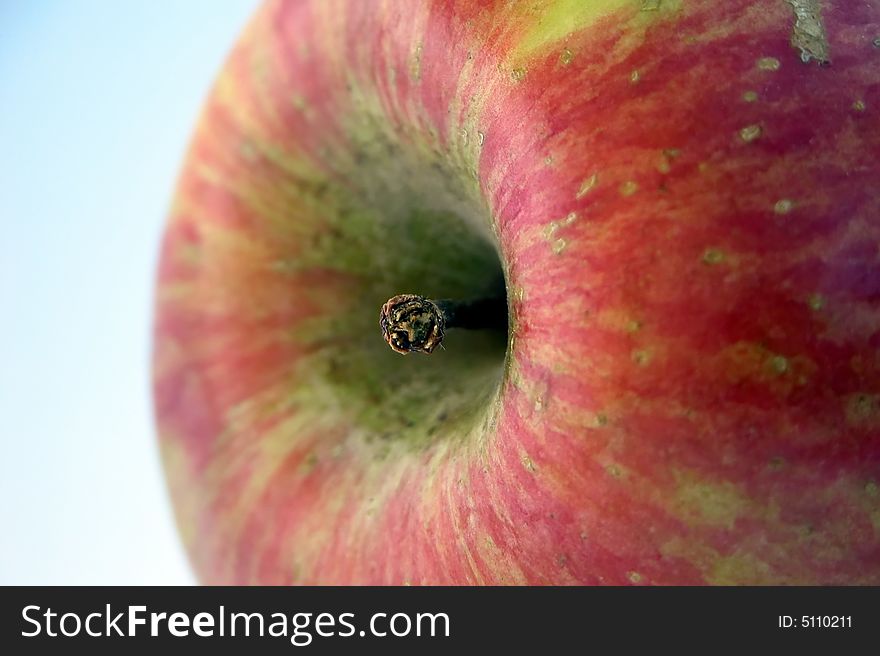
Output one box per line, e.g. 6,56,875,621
0,0,260,584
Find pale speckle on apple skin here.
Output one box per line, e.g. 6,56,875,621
575,173,598,199
742,90,759,102
852,100,866,112
521,454,536,472
559,47,574,66
543,211,578,253
656,155,671,174
702,248,725,265
757,56,781,71
808,294,825,311
511,66,527,82
769,355,789,375
627,571,642,583
774,198,794,214
409,43,423,81
630,69,641,84
631,349,652,366
845,393,880,427
619,180,639,196
739,124,762,142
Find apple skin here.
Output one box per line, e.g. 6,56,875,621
153,0,880,584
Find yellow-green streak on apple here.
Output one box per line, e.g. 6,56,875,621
154,0,880,583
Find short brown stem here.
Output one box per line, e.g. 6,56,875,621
380,293,507,354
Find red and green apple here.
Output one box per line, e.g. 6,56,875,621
153,0,880,584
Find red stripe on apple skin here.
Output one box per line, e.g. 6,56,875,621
154,0,880,584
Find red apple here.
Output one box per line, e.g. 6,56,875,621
153,0,880,584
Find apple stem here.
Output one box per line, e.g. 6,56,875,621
379,293,507,354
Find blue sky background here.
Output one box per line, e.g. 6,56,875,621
0,0,260,584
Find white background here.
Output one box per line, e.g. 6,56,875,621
0,0,260,584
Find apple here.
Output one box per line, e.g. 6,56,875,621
153,0,880,584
